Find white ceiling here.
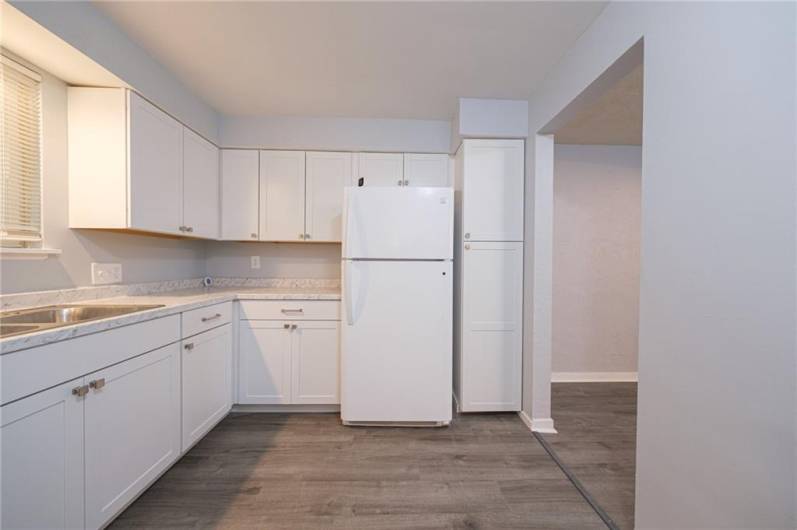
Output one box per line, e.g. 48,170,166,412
555,64,643,145
1,2,124,88
93,1,607,120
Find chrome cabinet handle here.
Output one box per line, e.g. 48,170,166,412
201,313,222,322
298,233,305,239
178,225,187,232
280,308,304,314
291,324,298,330
464,233,470,239
184,342,194,350
72,385,89,397
251,233,258,239
397,179,403,186
186,226,194,233
304,233,311,240
89,378,106,390
404,180,409,186
464,244,470,250
283,323,290,329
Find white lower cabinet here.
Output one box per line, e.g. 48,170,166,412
238,307,340,405
182,324,232,450
239,321,293,404
291,321,340,404
1,379,85,530
458,241,523,412
84,344,181,529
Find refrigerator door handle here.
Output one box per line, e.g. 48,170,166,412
344,260,355,325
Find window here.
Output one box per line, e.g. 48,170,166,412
1,55,42,247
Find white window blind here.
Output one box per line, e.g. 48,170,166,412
1,56,42,244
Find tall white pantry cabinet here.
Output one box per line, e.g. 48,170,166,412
454,139,525,412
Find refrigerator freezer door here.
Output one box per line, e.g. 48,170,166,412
341,260,453,424
342,187,453,260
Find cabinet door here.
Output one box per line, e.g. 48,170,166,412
183,127,219,239
305,151,352,242
260,150,305,241
403,153,449,187
84,344,180,529
1,380,84,530
462,139,524,241
220,149,259,241
128,92,184,235
182,325,232,451
238,321,292,404
355,152,404,187
461,241,523,411
291,321,340,404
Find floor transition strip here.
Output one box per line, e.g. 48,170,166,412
532,431,620,530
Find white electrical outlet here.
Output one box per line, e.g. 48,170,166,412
91,263,122,285
250,256,261,270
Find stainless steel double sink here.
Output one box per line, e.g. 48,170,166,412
0,304,165,338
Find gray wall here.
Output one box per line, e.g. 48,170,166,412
0,59,207,295
220,115,451,153
205,242,340,280
524,2,795,527
552,144,640,375
11,0,219,142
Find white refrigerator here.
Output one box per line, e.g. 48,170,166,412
341,187,454,426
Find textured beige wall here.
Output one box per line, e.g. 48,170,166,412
552,144,641,374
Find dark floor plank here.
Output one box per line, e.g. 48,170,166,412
110,412,605,529
544,382,637,529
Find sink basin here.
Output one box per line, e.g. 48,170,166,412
0,304,165,338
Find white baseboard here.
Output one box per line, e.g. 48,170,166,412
232,404,340,413
518,411,557,434
551,371,638,383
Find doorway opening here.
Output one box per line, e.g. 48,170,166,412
536,42,644,530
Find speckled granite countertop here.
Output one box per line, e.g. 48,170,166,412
0,280,340,355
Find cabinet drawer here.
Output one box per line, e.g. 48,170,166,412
239,300,340,321
181,302,232,338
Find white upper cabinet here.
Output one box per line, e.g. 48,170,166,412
128,91,184,234
460,139,525,242
355,152,404,187
260,150,306,241
220,149,260,241
182,128,219,239
403,153,450,187
68,88,222,239
305,151,352,242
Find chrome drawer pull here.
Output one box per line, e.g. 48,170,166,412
89,378,106,390
72,385,89,397
280,308,304,314
201,313,222,322
184,342,195,351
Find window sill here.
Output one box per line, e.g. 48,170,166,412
0,247,62,260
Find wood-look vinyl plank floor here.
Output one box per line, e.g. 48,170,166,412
543,382,637,530
110,412,606,529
